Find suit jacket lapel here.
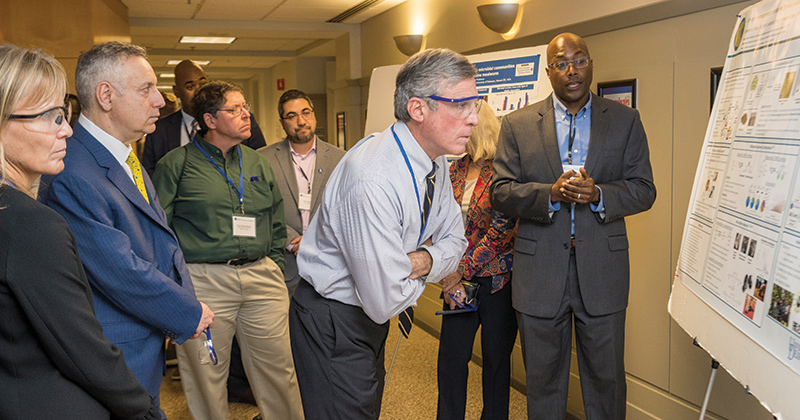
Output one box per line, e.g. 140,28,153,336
585,94,608,173
538,101,564,180
167,111,184,151
73,123,170,230
276,140,300,205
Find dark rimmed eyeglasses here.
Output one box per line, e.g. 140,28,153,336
8,102,72,132
281,109,315,123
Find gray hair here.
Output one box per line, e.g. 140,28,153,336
75,41,148,111
393,48,477,122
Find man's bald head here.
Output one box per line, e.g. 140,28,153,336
545,32,593,115
172,59,207,114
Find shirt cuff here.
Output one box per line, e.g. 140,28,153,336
549,194,560,219
590,185,606,219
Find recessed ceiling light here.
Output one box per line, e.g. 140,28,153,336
159,73,175,78
179,36,236,44
167,60,211,66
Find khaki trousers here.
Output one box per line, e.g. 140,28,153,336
176,257,304,420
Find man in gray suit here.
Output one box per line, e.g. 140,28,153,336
489,33,656,419
259,89,345,294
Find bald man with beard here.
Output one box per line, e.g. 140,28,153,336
141,59,266,176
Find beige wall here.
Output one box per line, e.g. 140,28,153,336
357,0,774,419
0,0,131,94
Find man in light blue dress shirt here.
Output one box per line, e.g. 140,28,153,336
289,48,473,420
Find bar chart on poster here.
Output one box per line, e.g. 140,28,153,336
365,46,550,135
670,0,800,417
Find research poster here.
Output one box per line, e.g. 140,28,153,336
365,46,550,135
471,48,547,116
672,0,800,414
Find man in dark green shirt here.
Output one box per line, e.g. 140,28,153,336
152,81,303,420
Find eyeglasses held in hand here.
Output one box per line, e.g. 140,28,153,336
198,328,218,365
448,292,478,311
424,95,483,119
546,56,591,72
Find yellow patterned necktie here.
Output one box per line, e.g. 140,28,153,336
125,151,150,204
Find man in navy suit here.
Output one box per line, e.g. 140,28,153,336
40,41,215,418
141,59,266,176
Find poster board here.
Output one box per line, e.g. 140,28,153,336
670,0,800,417
364,46,550,136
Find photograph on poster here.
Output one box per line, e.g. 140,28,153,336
769,284,794,327
755,276,768,301
744,294,757,320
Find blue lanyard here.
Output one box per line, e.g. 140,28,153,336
391,124,429,244
193,140,245,214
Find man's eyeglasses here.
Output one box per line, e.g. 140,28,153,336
281,109,315,123
8,102,72,133
425,95,483,118
219,102,251,117
547,56,591,72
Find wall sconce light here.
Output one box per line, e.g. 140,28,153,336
393,34,424,57
477,3,520,34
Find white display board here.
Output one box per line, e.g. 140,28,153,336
670,0,800,417
364,46,550,136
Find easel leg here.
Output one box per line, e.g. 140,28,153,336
699,359,720,420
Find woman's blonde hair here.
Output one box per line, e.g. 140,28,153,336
465,100,501,162
0,44,67,185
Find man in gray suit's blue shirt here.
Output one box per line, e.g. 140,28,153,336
490,33,656,420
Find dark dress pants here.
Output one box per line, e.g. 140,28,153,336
517,248,627,420
437,276,518,420
289,279,390,420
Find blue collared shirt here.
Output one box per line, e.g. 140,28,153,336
548,93,605,226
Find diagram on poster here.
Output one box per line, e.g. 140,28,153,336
471,48,549,116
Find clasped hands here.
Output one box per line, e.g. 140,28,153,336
550,167,600,205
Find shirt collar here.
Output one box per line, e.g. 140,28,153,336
552,92,592,120
393,120,438,179
181,109,195,126
193,133,232,158
78,113,134,167
288,137,317,158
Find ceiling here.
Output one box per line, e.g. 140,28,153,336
122,0,405,87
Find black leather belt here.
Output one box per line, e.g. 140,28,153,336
223,257,260,266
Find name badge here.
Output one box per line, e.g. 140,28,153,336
232,215,257,237
298,193,312,211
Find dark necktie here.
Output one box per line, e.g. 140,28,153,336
421,162,437,231
398,162,437,339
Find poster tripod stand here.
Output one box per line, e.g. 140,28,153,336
694,339,777,420
695,338,720,420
